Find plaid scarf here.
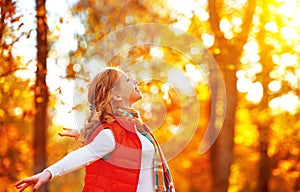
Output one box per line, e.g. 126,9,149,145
115,108,175,192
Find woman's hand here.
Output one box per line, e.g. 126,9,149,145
15,170,52,192
58,127,79,139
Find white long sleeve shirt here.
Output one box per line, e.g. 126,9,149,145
45,129,155,192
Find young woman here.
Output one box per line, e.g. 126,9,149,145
15,68,175,192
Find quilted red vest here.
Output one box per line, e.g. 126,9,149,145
82,119,142,192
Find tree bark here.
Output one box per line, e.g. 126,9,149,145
256,2,272,191
209,46,237,192
34,0,48,191
207,0,256,191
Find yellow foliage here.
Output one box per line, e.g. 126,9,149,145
1,0,299,191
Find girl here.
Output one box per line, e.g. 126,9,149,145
15,68,175,192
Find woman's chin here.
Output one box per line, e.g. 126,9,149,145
132,94,143,104
135,94,143,102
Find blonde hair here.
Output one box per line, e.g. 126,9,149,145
80,68,121,144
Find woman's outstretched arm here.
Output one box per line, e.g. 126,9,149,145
15,129,115,191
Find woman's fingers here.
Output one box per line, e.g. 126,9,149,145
18,183,31,192
58,128,79,138
33,180,43,192
62,127,72,131
15,179,24,187
15,171,51,192
15,182,25,189
15,183,25,192
16,178,35,187
15,178,36,192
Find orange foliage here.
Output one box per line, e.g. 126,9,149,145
1,0,300,191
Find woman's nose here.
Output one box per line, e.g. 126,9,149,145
133,80,139,85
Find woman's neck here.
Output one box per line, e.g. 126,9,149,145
114,107,139,117
112,102,134,110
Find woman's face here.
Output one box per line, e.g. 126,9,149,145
115,71,143,107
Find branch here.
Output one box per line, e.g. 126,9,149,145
0,4,7,42
238,0,257,43
0,67,27,78
208,0,224,38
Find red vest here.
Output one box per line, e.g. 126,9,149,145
82,119,142,192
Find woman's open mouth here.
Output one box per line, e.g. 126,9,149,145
134,86,140,93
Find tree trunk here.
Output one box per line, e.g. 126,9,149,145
34,0,48,191
207,0,256,191
207,0,237,188
210,51,236,192
256,2,272,190
257,124,270,192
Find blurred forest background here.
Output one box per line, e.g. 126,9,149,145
1,0,300,191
